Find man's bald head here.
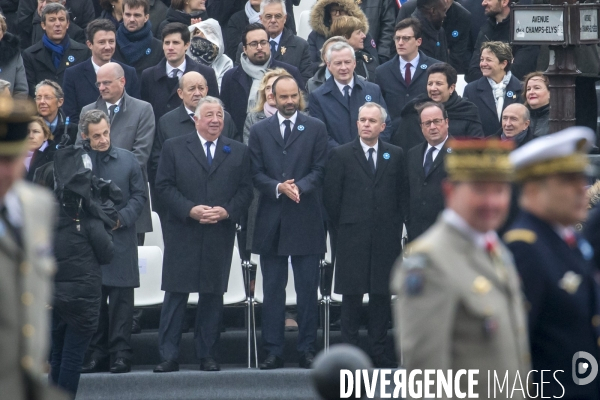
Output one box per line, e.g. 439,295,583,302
96,62,126,104
178,71,209,111
501,103,530,138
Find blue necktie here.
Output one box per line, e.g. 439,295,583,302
343,85,351,106
423,146,435,176
283,120,292,144
270,40,277,56
367,148,376,174
206,141,213,166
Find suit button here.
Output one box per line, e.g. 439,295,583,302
423,182,427,186
21,356,34,370
20,262,30,275
406,94,409,97
593,315,600,327
282,173,286,177
283,151,287,155
21,292,34,306
22,324,35,338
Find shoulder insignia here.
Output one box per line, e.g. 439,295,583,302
402,254,428,296
503,229,537,244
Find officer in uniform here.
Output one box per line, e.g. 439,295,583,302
391,139,530,397
505,127,600,399
0,97,67,399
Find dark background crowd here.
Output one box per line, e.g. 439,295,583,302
2,0,600,397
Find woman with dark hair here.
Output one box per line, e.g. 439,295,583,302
25,116,56,182
158,0,208,36
330,15,378,82
99,0,123,29
522,71,550,137
463,41,522,137
0,13,28,97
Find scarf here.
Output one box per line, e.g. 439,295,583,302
487,71,512,121
240,53,271,112
189,36,219,65
264,102,277,117
116,21,153,65
245,1,261,24
42,34,70,69
501,128,528,146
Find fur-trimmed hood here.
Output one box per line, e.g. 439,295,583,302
0,32,21,65
309,0,369,38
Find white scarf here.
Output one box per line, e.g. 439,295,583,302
245,1,261,24
240,53,271,112
487,71,512,121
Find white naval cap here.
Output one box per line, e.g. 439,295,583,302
510,126,596,181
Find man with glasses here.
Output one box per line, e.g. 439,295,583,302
34,79,78,144
76,62,154,374
406,101,450,241
376,18,441,138
22,2,90,98
234,0,312,83
221,22,304,134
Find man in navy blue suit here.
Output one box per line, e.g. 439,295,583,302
308,41,392,153
221,23,304,134
248,75,327,370
504,128,600,400
62,19,140,125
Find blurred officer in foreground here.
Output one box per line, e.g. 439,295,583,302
505,127,600,399
391,138,529,397
0,97,68,399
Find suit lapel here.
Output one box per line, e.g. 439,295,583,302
416,142,427,179
427,138,451,177
285,113,304,149
410,53,431,84
208,137,229,175
186,134,210,172
374,140,391,185
352,139,374,179
324,79,350,111
268,115,285,148
83,59,97,90
478,78,498,116
391,56,407,88
35,45,56,73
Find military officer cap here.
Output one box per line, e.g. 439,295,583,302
0,96,38,156
510,126,595,182
445,138,515,182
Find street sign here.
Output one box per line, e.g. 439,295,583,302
578,6,599,43
511,6,566,44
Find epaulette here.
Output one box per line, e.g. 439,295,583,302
404,238,432,256
503,229,537,244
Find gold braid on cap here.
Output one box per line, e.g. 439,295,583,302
515,154,590,182
445,139,515,182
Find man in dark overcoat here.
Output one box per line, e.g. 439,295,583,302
78,110,147,374
154,96,253,372
323,102,407,368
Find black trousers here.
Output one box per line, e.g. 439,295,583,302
88,286,134,362
341,294,391,358
158,292,223,361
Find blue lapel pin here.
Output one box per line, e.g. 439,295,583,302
506,91,514,98
447,148,452,153
365,95,372,102
420,64,427,70
68,55,75,62
114,106,120,113
452,30,459,37
383,152,390,160
297,125,305,131
146,48,151,55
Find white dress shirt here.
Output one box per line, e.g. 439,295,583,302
276,111,298,197
399,53,420,81
166,59,187,79
442,208,498,251
197,133,218,159
105,96,123,113
423,136,449,165
92,59,102,74
335,77,355,97
359,138,378,168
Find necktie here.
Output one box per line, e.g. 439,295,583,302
171,68,180,78
423,146,435,176
563,228,577,248
189,112,195,121
343,85,351,105
108,104,117,121
485,234,507,282
205,141,213,166
270,40,277,55
367,148,376,174
283,120,292,144
405,62,412,85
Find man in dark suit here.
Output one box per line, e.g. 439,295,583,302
505,128,600,400
112,0,163,77
221,23,305,134
323,102,407,368
28,0,86,47
141,22,219,124
309,41,393,152
154,96,253,373
235,0,312,82
375,18,441,133
248,76,328,369
149,71,238,214
406,101,449,241
62,19,140,125
78,110,147,374
22,3,90,98
411,0,448,63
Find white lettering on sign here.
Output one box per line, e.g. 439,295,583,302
513,9,565,42
580,9,599,41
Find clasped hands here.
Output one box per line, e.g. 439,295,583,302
189,205,229,224
279,179,300,203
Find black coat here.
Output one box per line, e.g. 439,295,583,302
462,74,523,136
149,0,169,38
466,15,540,82
62,58,140,125
29,12,86,48
53,208,113,334
157,7,209,38
406,139,449,241
140,55,220,123
26,140,56,182
51,108,79,146
22,39,91,98
155,133,253,293
397,0,471,73
529,104,550,137
235,28,313,83
224,9,248,60
113,33,164,78
91,147,147,287
248,112,328,255
392,91,483,151
505,211,600,400
412,9,448,63
324,138,407,295
220,58,304,134
358,0,396,63
457,0,487,53
375,52,441,131
354,49,379,83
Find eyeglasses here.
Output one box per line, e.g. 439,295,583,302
35,95,57,102
95,77,122,88
394,35,415,43
420,118,445,127
263,13,284,20
246,40,269,49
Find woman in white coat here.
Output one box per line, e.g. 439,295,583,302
187,19,233,91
